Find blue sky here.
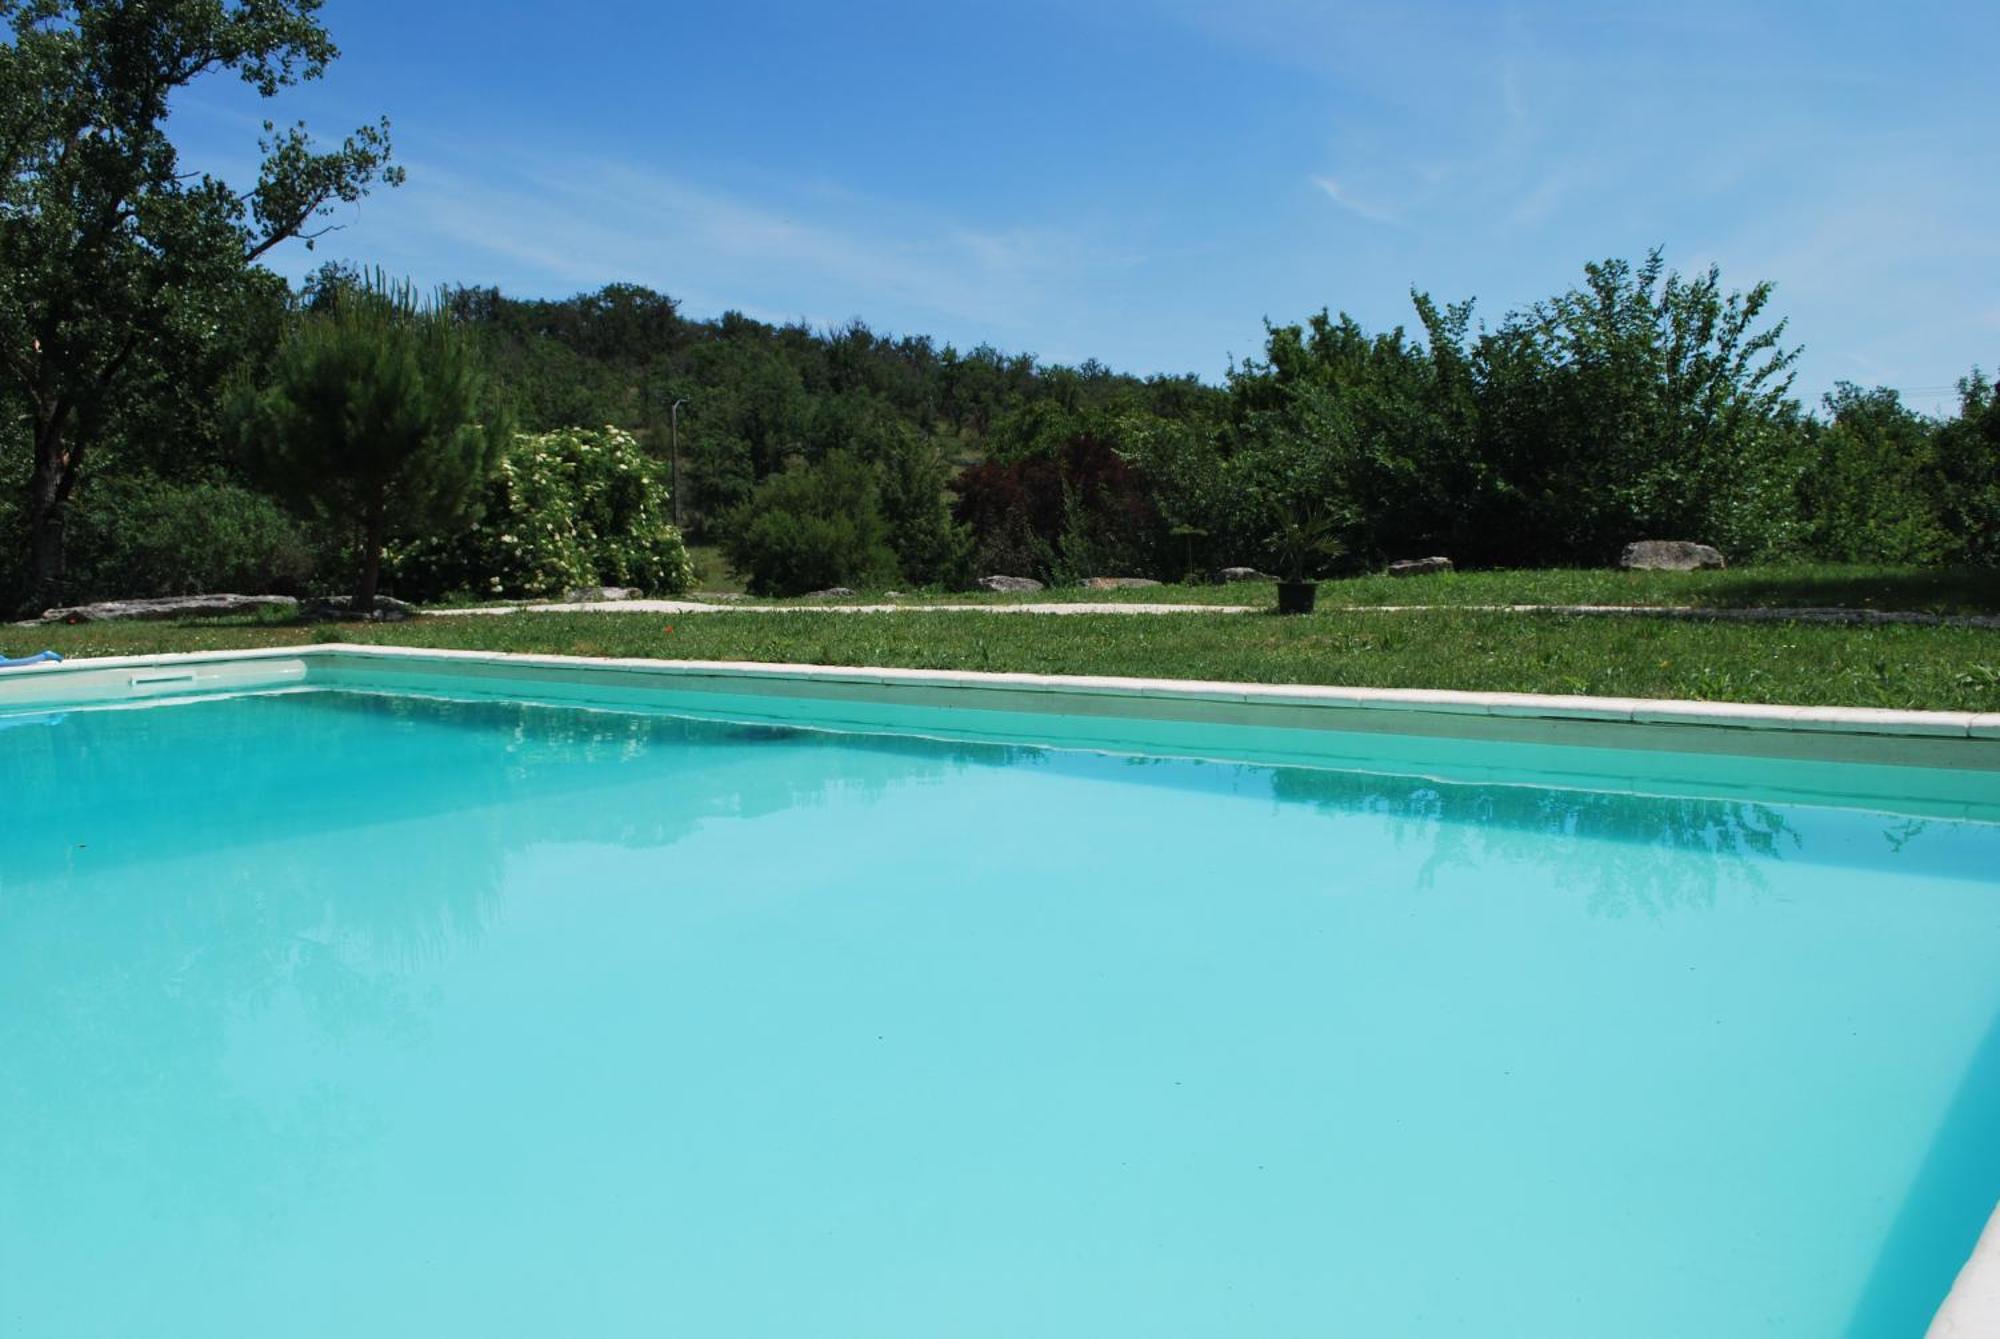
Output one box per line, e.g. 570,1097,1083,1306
174,0,1998,412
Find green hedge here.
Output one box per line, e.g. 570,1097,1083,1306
0,472,314,608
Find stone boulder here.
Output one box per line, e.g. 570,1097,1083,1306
563,585,641,603
1387,557,1454,577
38,593,299,624
976,575,1044,593
1081,576,1162,591
1620,540,1725,571
302,594,416,623
802,587,858,599
1213,567,1273,583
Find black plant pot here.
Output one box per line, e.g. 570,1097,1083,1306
1276,580,1318,615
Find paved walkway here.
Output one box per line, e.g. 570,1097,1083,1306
428,598,2000,629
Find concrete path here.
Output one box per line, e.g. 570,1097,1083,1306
427,598,2000,629
1336,603,2000,629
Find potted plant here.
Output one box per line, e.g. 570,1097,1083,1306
1269,506,1345,615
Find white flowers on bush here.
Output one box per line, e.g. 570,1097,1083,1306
390,426,695,600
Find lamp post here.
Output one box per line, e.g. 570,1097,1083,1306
669,397,687,530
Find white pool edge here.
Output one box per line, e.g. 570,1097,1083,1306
1930,1201,2000,1336
332,645,2000,737
3,641,1997,742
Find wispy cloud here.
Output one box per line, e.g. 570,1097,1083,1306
255,137,1117,351
1289,4,1560,237
1309,175,1399,225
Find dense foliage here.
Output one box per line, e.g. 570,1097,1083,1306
0,0,399,612
954,436,1164,584
1932,373,2000,566
1117,253,1811,576
61,476,316,600
3,219,1996,606
719,452,898,596
391,427,693,600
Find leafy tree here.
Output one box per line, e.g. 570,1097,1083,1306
1218,252,1806,568
1228,308,1477,564
1470,252,1802,561
1115,415,1232,577
1801,385,1947,563
678,336,810,517
231,274,506,611
0,0,400,610
1934,371,2000,566
720,452,896,596
875,432,970,588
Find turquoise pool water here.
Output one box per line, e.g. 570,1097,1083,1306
4,685,1998,1337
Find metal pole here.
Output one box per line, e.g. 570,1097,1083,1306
669,398,687,530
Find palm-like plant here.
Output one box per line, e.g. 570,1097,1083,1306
1268,504,1347,583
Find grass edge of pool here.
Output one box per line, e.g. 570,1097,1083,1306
11,603,2000,714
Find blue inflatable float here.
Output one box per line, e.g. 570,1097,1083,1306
0,650,62,668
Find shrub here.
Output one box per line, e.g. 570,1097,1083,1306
720,452,897,595
952,434,1163,582
50,477,315,602
391,426,694,600
876,434,971,588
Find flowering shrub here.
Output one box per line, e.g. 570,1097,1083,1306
390,426,694,600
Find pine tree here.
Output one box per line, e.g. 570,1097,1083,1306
233,273,507,611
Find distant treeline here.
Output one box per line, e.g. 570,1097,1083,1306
410,251,2000,586
4,251,1996,605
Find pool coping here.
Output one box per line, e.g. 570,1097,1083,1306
8,642,2000,1329
1932,1201,2000,1336
3,641,1998,742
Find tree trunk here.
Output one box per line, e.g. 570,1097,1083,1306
24,424,71,616
26,497,66,615
352,501,386,614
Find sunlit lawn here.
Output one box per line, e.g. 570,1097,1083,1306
20,600,2000,713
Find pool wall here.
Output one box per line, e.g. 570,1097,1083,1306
0,648,309,709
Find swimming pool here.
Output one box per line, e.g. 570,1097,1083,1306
5,648,1998,1336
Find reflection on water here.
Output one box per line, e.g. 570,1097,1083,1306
2,689,1987,1122
1,692,1012,1225
1268,764,1798,916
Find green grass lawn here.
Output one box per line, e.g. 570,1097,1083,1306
682,543,749,595
18,604,2000,713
